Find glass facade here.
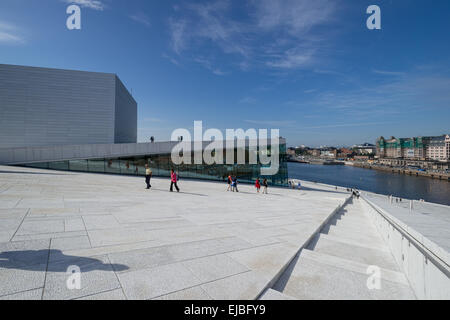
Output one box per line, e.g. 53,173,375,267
20,143,289,186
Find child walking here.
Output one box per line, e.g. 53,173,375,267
255,178,261,193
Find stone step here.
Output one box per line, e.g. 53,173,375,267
259,288,296,300
327,217,378,232
273,252,415,300
300,249,410,286
309,232,400,271
269,199,415,300
311,233,389,253
335,208,372,222
322,226,386,249
321,223,382,243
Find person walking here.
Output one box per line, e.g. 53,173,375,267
145,164,152,189
227,175,232,191
262,178,268,194
231,176,239,192
255,178,261,193
170,169,180,192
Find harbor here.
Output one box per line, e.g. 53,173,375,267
351,162,450,181
288,162,450,206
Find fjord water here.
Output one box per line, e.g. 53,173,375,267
288,162,450,206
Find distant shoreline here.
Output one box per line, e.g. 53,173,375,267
351,162,450,182
288,159,449,181
287,162,450,206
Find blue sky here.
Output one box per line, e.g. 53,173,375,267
1,0,449,147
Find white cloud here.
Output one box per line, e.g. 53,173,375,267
298,71,450,122
253,0,335,35
162,53,180,66
372,69,406,76
265,48,315,69
0,21,24,44
129,12,151,27
194,57,228,76
63,0,105,11
168,0,336,74
169,18,188,54
169,1,250,59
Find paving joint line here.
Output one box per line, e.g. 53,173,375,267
9,208,31,242
40,238,52,300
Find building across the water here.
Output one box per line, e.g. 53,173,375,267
0,64,288,185
352,143,376,156
426,135,450,161
376,135,450,161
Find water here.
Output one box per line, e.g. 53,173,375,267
288,162,450,206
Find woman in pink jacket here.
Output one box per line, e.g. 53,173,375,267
170,169,180,192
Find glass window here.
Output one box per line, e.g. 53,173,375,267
49,161,69,171
157,154,171,177
25,162,49,169
69,160,88,172
18,142,289,187
87,159,105,173
105,158,121,174
119,158,136,175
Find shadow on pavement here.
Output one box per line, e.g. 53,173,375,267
0,249,129,272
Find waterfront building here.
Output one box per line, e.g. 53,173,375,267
0,64,288,185
425,135,450,161
320,149,337,158
309,149,321,157
376,135,449,161
352,143,376,155
337,147,353,159
286,147,296,156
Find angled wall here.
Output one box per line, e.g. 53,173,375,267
114,76,137,144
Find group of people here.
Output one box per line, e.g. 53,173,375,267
145,164,270,195
348,188,360,199
226,175,268,194
144,164,180,192
288,180,302,190
226,175,239,192
255,178,269,194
